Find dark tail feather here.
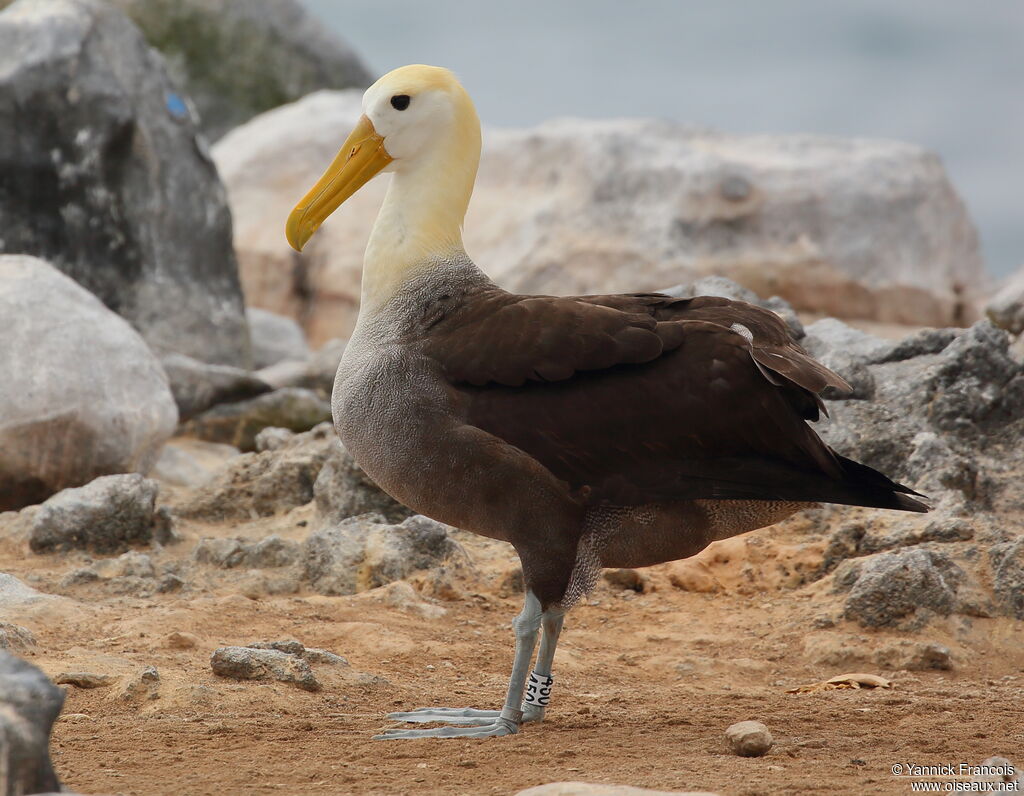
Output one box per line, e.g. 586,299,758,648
834,452,930,513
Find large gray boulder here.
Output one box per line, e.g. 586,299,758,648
109,0,372,141
0,652,64,796
215,92,983,344
0,0,250,366
0,256,178,511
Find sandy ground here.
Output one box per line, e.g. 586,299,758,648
4,498,1022,796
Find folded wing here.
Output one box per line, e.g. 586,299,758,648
419,289,926,512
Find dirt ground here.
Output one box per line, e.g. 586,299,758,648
4,499,1022,796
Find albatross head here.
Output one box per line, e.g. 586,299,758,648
286,64,481,253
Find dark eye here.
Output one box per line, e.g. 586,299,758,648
390,94,411,111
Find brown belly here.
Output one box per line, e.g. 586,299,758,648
594,499,809,569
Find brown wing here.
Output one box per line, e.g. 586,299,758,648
420,288,925,511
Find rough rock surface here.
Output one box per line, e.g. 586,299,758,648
302,514,456,595
29,474,175,554
161,354,271,422
0,256,178,511
215,91,983,343
247,307,311,369
724,720,774,757
210,646,320,691
839,549,963,629
985,264,1024,335
194,535,299,569
107,0,372,141
0,652,64,795
180,387,331,452
314,443,413,526
174,423,334,520
0,623,35,652
813,320,1023,514
0,0,249,365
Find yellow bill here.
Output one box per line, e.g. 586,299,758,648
285,115,393,252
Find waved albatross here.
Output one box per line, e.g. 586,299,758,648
286,65,927,739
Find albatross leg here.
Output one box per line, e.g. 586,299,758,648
374,592,544,739
521,605,564,723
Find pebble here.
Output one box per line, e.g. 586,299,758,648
210,646,321,692
725,720,774,757
54,672,113,689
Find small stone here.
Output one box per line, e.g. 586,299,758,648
210,646,321,691
725,720,774,757
165,632,200,650
54,672,113,689
0,623,37,652
115,666,161,702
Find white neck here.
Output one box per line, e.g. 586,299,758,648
360,131,479,315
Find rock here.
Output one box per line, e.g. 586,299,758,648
0,652,64,795
109,0,372,141
985,265,1024,335
165,631,199,650
161,354,272,422
0,0,249,366
989,539,1024,619
814,319,1023,512
0,575,58,611
151,439,241,488
922,321,1024,438
210,646,320,691
840,549,962,628
314,443,412,526
29,474,174,554
516,785,720,796
246,640,348,666
114,665,160,703
875,641,953,671
302,514,456,595
181,387,331,452
175,423,334,520
247,308,311,369
54,672,113,689
255,339,347,397
0,623,35,652
216,92,982,344
725,720,774,757
804,634,955,671
254,427,296,452
193,535,300,569
803,318,891,399
0,256,178,511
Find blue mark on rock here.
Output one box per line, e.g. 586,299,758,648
165,91,189,120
